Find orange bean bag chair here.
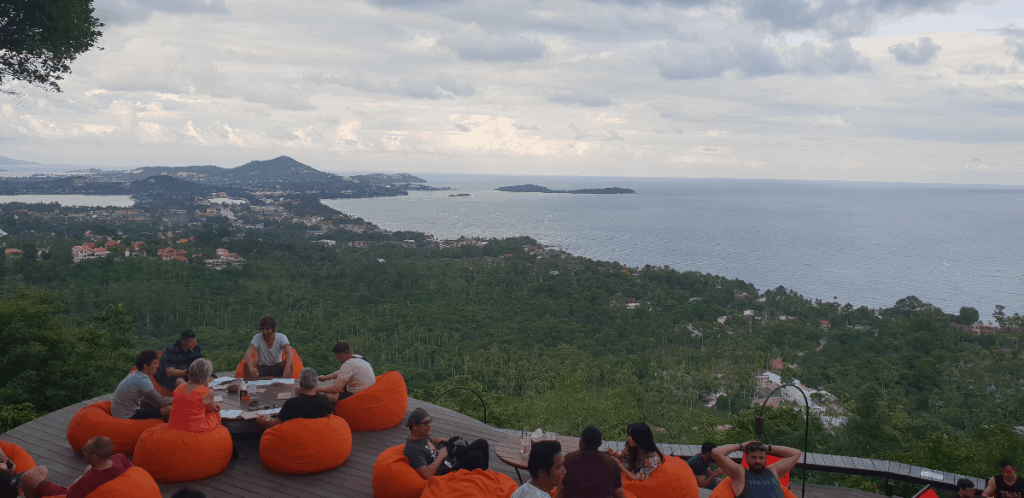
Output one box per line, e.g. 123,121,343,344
333,370,408,431
0,440,36,471
234,346,303,379
710,477,798,498
260,415,352,475
128,351,174,398
66,401,162,454
621,455,699,498
41,466,162,498
132,424,233,482
421,469,518,498
372,444,429,498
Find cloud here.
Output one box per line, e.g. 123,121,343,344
568,123,624,141
438,25,548,62
93,0,228,24
888,37,942,65
546,89,612,107
743,0,962,39
960,130,1024,143
658,39,871,80
306,71,475,100
999,27,1024,62
957,63,1019,75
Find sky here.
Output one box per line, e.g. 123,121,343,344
1,0,1023,183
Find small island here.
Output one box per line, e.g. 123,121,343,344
449,193,471,197
496,184,635,194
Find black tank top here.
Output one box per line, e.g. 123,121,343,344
737,468,784,498
995,476,1024,498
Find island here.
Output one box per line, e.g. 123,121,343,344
495,184,635,194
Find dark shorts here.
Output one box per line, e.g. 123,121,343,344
338,390,354,401
257,362,286,377
37,480,69,496
130,405,163,420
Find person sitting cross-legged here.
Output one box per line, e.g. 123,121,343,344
243,315,293,380
512,440,566,498
0,436,131,498
112,350,173,420
167,359,222,433
712,440,801,498
315,341,375,403
257,367,333,428
403,408,489,478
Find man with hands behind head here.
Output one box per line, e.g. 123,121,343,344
712,440,801,498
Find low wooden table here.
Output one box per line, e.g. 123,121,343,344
210,377,299,434
494,433,580,483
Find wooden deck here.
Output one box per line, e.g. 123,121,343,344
2,384,981,497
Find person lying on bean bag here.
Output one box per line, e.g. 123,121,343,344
167,359,221,434
372,444,429,498
404,408,489,479
711,441,801,498
1,436,133,498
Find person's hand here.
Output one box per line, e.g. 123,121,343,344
437,447,449,459
210,403,222,412
318,375,328,382
712,468,725,477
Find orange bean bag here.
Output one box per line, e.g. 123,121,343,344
710,476,798,498
333,370,408,431
421,469,518,498
132,424,233,482
260,415,352,475
621,455,699,498
128,351,174,398
234,346,303,379
46,466,161,498
372,444,429,498
0,440,36,471
66,401,162,454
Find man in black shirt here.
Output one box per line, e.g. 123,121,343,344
403,407,489,478
689,442,725,489
154,330,204,392
983,460,1024,498
257,367,332,428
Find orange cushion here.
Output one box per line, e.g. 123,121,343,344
710,477,798,498
260,415,352,475
421,469,518,498
85,466,161,498
65,401,162,454
548,489,636,498
0,440,36,471
372,444,428,498
132,424,233,482
234,346,303,379
128,351,173,398
333,370,408,431
621,456,699,498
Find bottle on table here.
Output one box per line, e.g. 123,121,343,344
240,381,250,405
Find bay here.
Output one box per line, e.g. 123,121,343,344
0,195,135,207
324,176,1024,316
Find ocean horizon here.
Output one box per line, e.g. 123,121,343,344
324,175,1024,317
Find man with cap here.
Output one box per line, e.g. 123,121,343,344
403,407,489,478
960,479,979,498
154,329,204,392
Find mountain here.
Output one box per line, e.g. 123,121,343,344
231,156,333,182
352,173,426,184
0,156,43,166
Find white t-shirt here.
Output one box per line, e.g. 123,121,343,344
511,482,551,498
251,333,290,366
334,354,376,393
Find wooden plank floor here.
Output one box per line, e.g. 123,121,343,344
2,385,985,497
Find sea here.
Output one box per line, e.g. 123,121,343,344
323,176,1024,316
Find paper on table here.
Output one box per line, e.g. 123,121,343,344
240,411,258,420
208,377,235,387
220,409,243,419
257,407,281,416
253,388,265,393
213,395,223,402
272,378,295,385
276,392,291,400
247,379,273,386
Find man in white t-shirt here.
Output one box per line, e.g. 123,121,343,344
513,440,566,498
242,315,293,379
316,341,376,402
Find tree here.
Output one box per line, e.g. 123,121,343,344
993,305,1006,326
0,0,103,94
957,307,979,325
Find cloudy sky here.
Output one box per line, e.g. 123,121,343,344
2,0,1023,183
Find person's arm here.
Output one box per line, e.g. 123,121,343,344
281,340,293,374
244,343,258,377
256,414,283,428
712,442,749,496
415,447,449,479
317,367,354,394
766,444,802,480
142,386,172,407
318,371,339,382
983,477,997,498
202,388,221,412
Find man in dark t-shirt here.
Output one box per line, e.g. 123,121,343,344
983,460,1024,498
257,367,332,428
713,440,801,498
403,407,489,478
689,442,725,489
154,330,204,392
560,426,625,498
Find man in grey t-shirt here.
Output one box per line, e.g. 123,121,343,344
111,350,173,419
242,315,293,379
